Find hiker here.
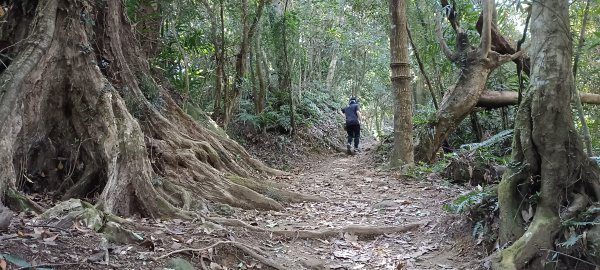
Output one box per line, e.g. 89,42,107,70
341,96,361,153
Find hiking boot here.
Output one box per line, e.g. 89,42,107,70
346,143,352,154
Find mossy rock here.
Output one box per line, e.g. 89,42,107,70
101,221,144,244
39,199,104,231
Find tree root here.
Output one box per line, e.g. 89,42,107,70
5,188,45,214
156,240,286,270
226,175,323,203
495,206,559,270
210,217,426,240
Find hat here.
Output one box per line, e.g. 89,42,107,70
349,96,357,104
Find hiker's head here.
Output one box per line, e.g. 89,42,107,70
349,96,357,104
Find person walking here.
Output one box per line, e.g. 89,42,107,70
341,96,361,153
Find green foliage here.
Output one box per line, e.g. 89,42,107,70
561,206,600,228
413,105,437,126
444,187,499,248
443,190,494,214
137,73,164,109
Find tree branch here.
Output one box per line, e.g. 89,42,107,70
407,25,439,109
435,12,456,61
480,0,493,58
496,46,528,65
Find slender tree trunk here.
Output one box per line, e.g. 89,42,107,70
407,25,438,110
469,111,483,142
254,35,266,114
282,0,296,135
572,0,593,156
223,0,266,128
389,0,414,167
325,49,338,92
413,1,445,98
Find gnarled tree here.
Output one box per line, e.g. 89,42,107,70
414,0,523,163
0,0,311,218
495,0,600,268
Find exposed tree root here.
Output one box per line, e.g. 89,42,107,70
496,206,559,269
210,217,426,240
156,241,286,270
0,0,311,219
5,188,45,214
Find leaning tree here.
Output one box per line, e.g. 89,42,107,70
414,0,524,163
0,0,311,218
495,0,600,268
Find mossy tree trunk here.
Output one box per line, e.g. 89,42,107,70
495,0,600,268
0,0,308,218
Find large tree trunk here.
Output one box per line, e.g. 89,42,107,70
0,0,310,218
495,0,600,268
414,0,522,163
389,0,414,166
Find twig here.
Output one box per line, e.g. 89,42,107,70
156,240,285,270
17,262,82,270
541,249,598,267
30,224,73,236
0,234,18,241
156,240,231,260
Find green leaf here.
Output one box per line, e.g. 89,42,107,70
0,254,30,268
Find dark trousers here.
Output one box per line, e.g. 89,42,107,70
346,123,360,148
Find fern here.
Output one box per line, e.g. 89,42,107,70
558,234,583,248
443,191,490,214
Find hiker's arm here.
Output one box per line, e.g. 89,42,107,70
357,110,362,123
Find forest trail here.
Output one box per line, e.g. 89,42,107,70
0,140,483,270
234,140,482,269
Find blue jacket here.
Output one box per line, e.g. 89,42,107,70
342,102,360,125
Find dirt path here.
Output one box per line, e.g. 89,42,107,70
0,141,484,270
235,141,483,269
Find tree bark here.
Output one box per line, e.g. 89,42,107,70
253,33,266,114
389,0,414,167
0,0,311,218
325,49,338,92
495,0,600,268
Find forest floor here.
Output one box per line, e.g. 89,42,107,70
0,140,485,270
